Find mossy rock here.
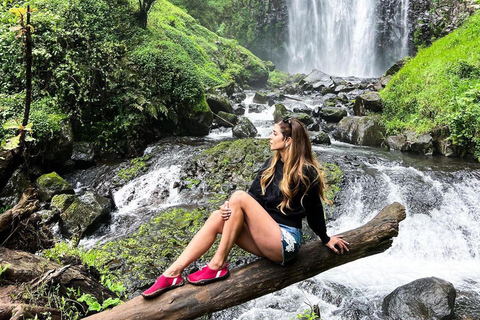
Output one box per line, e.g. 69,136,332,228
35,172,74,202
50,194,76,214
273,103,291,122
232,118,258,138
59,191,111,238
217,111,238,127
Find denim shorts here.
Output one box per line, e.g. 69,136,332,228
279,224,302,265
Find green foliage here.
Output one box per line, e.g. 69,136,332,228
294,309,320,320
447,84,480,159
380,11,480,159
0,263,10,277
0,205,11,214
1,0,269,155
267,69,291,88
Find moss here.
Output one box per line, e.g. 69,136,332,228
115,155,151,184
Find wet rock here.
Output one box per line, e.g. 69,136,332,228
299,69,335,93
50,194,76,213
273,103,291,122
384,58,407,76
432,127,460,157
354,91,383,115
248,103,267,113
72,142,96,169
310,131,331,145
382,277,456,320
385,135,409,152
333,116,386,147
59,191,112,238
216,111,238,127
232,118,258,138
252,92,269,104
291,113,315,127
318,107,348,123
292,102,311,114
206,94,234,114
41,121,74,167
36,172,74,202
233,104,246,115
0,169,33,207
385,131,434,156
231,92,247,103
307,122,320,131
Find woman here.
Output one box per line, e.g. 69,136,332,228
142,118,349,299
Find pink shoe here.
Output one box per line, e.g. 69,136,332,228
141,275,184,299
187,264,230,285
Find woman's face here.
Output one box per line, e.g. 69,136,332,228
269,123,287,151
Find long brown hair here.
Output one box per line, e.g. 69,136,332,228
260,118,331,213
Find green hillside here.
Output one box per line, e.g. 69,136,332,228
380,11,480,159
0,0,268,156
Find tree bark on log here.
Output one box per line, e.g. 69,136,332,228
0,188,39,235
85,202,406,320
0,246,116,303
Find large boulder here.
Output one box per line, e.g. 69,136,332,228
178,98,213,136
382,277,456,320
216,111,238,127
71,141,96,169
431,127,461,157
206,94,234,114
41,121,74,166
354,91,383,116
385,131,434,156
299,69,335,93
291,113,315,127
252,92,269,104
232,118,258,138
0,169,33,207
273,103,291,122
59,191,111,238
333,116,386,147
310,131,331,145
318,107,348,123
35,172,74,202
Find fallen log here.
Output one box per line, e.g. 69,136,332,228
0,188,39,235
0,247,116,303
85,202,406,320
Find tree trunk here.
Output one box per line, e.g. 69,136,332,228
84,202,406,320
0,188,39,235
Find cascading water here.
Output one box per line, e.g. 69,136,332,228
286,0,410,77
73,93,480,319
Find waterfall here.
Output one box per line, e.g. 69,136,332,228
286,0,410,77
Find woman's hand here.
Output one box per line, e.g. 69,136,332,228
221,201,232,220
325,235,349,254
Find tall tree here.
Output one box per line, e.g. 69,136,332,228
137,0,156,28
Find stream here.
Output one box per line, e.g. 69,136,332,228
68,92,480,320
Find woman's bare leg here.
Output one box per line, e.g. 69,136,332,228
209,191,283,269
163,210,224,277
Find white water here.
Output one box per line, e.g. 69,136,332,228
207,97,480,319
79,96,480,318
287,0,410,77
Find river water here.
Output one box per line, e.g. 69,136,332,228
74,93,480,319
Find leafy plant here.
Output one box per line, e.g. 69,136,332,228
0,263,10,277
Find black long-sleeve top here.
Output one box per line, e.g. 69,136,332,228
248,158,330,244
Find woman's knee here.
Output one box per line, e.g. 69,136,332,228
229,190,249,207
